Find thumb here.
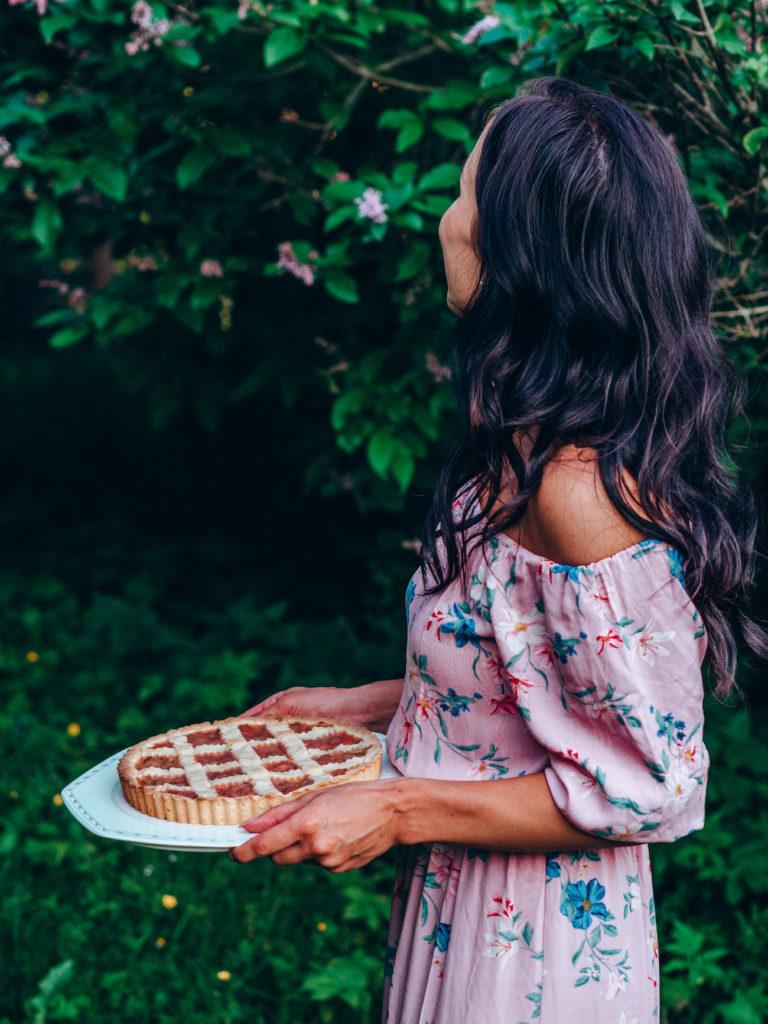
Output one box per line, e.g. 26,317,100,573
241,694,281,716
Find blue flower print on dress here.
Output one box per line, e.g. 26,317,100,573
667,547,687,589
435,922,452,952
405,576,417,626
561,878,609,930
630,538,662,559
550,563,595,612
383,942,397,978
545,855,561,879
551,630,588,664
437,604,481,648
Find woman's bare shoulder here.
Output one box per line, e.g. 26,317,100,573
529,445,649,565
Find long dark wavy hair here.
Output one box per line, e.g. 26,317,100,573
418,75,767,699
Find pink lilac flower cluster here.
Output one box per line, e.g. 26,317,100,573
38,279,69,297
456,13,500,45
353,186,388,225
199,259,224,278
38,279,88,312
0,136,21,169
276,242,315,286
330,171,350,183
425,351,452,382
127,253,158,271
125,1,170,55
9,0,59,15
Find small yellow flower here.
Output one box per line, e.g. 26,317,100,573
139,210,151,224
155,936,166,948
216,970,231,981
316,921,327,932
26,651,40,663
67,722,81,737
183,86,194,97
53,794,63,806
219,294,233,332
9,790,18,799
161,894,178,910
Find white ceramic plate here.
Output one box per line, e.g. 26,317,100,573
62,731,397,853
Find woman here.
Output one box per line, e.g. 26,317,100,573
229,77,766,1023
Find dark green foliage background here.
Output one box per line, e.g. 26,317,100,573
0,1,766,1021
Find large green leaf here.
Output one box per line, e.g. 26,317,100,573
264,27,307,66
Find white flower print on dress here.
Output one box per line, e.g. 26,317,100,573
618,1013,638,1024
603,971,626,1001
632,615,675,664
663,761,698,805
469,560,497,606
482,930,520,968
469,759,495,780
494,606,546,654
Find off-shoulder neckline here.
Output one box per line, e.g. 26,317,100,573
490,531,668,572
462,489,673,572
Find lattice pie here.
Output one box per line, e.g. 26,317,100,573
117,714,382,825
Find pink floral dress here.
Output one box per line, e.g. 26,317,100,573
381,486,709,1024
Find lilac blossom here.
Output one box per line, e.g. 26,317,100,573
456,14,501,46
425,351,452,382
0,135,21,169
354,187,389,225
9,0,58,15
200,259,224,278
125,1,171,55
127,253,158,271
276,242,315,286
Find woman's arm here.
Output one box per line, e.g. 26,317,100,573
393,773,631,853
229,770,630,868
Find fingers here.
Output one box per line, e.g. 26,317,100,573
241,696,280,717
271,842,314,866
231,811,313,862
240,686,300,717
241,792,315,832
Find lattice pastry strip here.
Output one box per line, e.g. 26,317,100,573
117,714,383,825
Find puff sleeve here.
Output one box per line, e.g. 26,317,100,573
487,539,710,843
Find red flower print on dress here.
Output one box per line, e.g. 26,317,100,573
487,894,515,919
535,559,556,583
533,636,558,667
490,694,518,716
432,846,461,897
426,608,447,634
415,692,437,720
400,710,413,747
595,629,623,655
592,574,612,604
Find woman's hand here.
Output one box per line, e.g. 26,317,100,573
241,678,405,733
242,685,368,725
228,778,405,872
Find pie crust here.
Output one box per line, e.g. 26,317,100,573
117,714,383,825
